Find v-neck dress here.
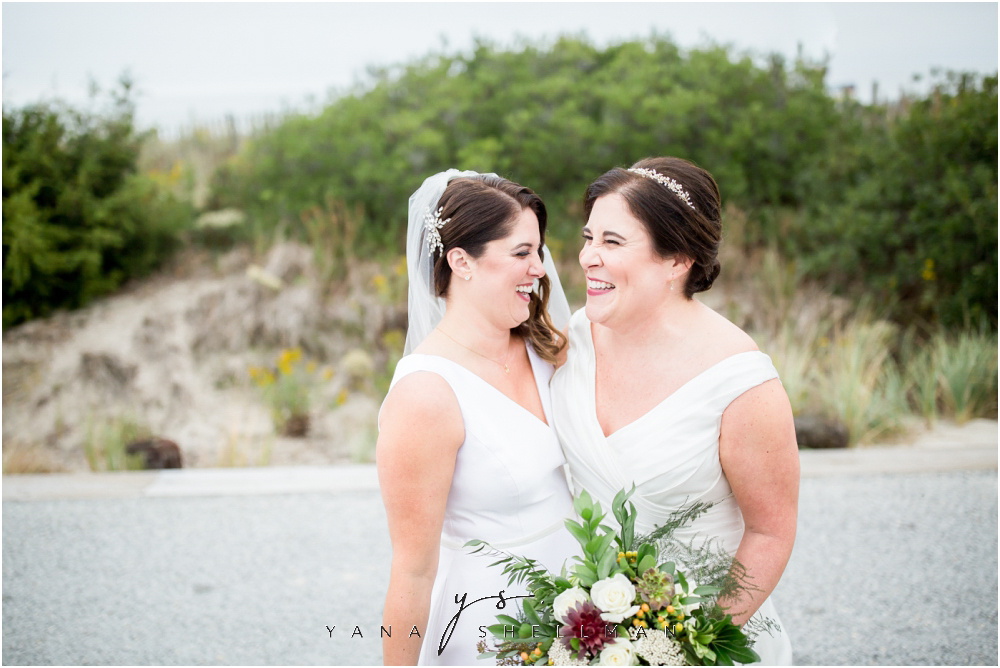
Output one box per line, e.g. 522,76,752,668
551,308,793,665
380,342,577,665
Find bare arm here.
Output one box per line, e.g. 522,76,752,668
377,373,465,665
717,378,799,625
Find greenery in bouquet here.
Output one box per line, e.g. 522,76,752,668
467,488,764,666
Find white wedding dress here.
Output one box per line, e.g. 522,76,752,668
380,342,579,665
551,309,794,665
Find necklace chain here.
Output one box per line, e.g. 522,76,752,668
436,327,510,374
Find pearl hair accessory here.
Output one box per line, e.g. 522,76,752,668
627,167,697,211
423,206,450,256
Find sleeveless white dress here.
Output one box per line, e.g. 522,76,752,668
380,342,579,665
551,309,793,665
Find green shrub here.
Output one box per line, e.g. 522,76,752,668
2,78,193,329
208,36,839,249
797,73,998,328
207,36,996,331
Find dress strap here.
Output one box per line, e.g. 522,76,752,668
701,351,781,412
376,354,464,431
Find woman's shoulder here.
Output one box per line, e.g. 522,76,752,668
696,300,760,357
688,303,779,394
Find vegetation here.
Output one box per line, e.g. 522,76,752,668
83,415,149,472
248,347,334,436
209,36,996,330
2,77,192,329
2,39,995,459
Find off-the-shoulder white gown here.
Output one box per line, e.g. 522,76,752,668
380,342,578,665
551,309,794,665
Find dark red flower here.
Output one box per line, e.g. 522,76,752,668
560,601,612,659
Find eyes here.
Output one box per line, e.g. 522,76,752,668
581,232,620,246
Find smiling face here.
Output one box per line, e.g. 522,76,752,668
466,207,546,329
579,193,676,329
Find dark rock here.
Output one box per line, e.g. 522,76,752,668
794,415,849,449
125,438,183,468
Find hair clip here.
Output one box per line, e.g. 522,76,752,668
627,167,696,211
423,206,450,256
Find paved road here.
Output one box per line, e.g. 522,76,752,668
3,449,997,665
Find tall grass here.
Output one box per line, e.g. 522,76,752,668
83,415,150,471
728,249,996,446
905,329,999,425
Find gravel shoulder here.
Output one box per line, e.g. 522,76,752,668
3,442,997,665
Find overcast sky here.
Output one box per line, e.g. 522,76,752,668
3,2,997,133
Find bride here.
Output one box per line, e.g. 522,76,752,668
551,157,799,664
376,170,577,665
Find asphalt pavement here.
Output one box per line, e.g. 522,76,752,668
3,439,997,666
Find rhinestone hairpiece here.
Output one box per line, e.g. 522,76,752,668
627,167,696,211
423,206,450,257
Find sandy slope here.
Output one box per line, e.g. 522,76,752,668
2,244,403,472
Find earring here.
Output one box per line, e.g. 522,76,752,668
670,280,674,292
464,275,470,281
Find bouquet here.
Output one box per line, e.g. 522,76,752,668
467,487,766,666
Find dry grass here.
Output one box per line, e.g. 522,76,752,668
216,423,274,467
2,441,65,474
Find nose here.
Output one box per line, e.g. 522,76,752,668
579,240,602,269
528,252,545,278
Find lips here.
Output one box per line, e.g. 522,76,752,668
587,278,615,296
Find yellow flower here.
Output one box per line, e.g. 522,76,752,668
323,368,335,381
336,388,349,406
394,257,407,276
373,273,387,290
306,361,317,374
922,258,937,281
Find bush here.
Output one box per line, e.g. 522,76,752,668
208,36,996,331
209,36,839,248
2,78,192,329
797,73,998,328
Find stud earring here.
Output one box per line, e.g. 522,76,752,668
464,275,471,281
670,280,674,292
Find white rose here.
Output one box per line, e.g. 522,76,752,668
591,573,641,623
599,638,637,666
553,586,591,623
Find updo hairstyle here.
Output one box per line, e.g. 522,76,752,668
583,157,723,298
431,175,566,363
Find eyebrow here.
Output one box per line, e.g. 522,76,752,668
511,242,536,251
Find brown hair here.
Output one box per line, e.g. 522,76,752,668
432,175,566,363
584,157,722,298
